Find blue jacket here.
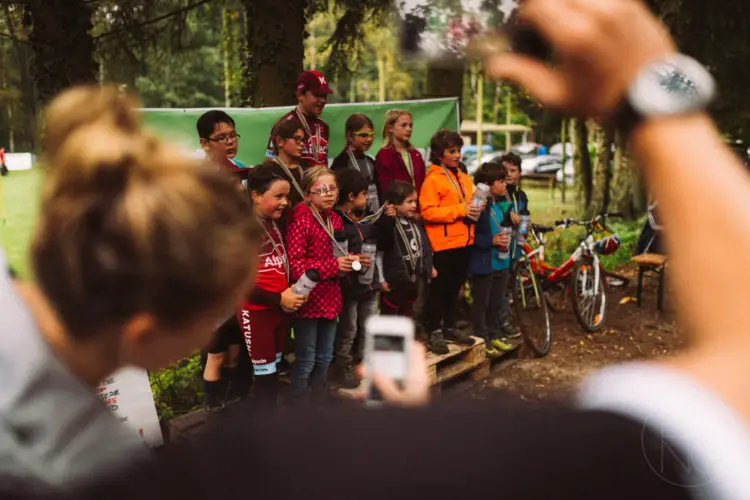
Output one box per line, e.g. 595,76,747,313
490,198,512,271
468,202,494,276
508,185,529,259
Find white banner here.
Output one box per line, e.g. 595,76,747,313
97,368,164,447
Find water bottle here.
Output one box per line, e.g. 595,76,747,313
497,211,513,261
359,240,378,285
292,269,320,297
516,208,531,244
333,230,349,258
467,183,490,221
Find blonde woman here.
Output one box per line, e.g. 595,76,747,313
374,109,426,194
0,86,259,486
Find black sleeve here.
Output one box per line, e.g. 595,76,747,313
374,215,396,251
65,400,692,500
330,151,348,172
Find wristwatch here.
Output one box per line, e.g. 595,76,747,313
617,53,716,138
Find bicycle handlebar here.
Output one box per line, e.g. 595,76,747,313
555,212,623,229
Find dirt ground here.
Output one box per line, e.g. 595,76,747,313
468,268,685,404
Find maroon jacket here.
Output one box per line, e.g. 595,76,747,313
286,202,344,319
374,146,426,194
268,109,330,168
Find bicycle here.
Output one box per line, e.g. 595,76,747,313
511,212,622,357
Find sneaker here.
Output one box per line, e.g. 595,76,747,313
501,322,521,339
485,345,501,358
444,328,475,346
427,331,450,355
491,338,515,352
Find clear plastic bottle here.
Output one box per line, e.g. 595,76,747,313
467,183,490,221
292,269,320,297
359,240,378,285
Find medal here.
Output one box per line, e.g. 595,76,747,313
352,260,362,272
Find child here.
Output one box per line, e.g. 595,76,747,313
197,110,250,409
420,129,483,354
197,110,248,187
501,152,529,342
237,165,306,408
286,166,357,400
331,113,380,215
376,180,435,318
375,109,426,195
267,118,307,217
469,162,515,357
332,169,378,388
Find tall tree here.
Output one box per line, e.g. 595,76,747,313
588,124,614,216
571,118,593,216
25,0,97,103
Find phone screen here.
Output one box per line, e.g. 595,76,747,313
368,334,408,402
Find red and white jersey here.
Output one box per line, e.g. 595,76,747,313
268,109,330,168
248,220,289,311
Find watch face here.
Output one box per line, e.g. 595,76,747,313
629,54,716,117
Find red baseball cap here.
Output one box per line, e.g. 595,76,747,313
297,70,334,95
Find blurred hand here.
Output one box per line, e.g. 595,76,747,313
431,267,438,279
466,204,482,220
358,254,372,268
493,233,511,247
485,0,676,119
370,342,430,407
380,281,391,292
510,212,522,225
384,203,397,217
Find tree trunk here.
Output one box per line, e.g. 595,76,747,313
588,124,614,216
425,62,465,118
3,4,38,152
242,0,306,107
570,118,593,217
609,131,636,219
27,0,97,104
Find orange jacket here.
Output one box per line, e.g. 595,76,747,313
419,164,475,252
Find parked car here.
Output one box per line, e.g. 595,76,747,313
465,150,505,176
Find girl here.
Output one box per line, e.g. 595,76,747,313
238,165,306,408
375,109,427,195
331,113,380,215
1,86,258,486
376,180,435,318
267,118,307,219
420,129,483,354
286,166,356,400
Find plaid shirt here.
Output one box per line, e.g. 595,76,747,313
286,203,343,319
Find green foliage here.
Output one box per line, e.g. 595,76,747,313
149,354,204,421
542,218,645,271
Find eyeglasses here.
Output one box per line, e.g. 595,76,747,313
209,133,240,144
288,135,306,145
309,185,338,196
353,131,375,138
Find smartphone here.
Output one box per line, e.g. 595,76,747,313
363,316,414,406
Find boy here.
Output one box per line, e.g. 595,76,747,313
470,162,517,357
197,110,249,189
500,152,529,341
267,70,333,168
333,168,378,388
420,129,482,354
196,110,250,409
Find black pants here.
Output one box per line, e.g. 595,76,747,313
381,286,418,317
424,247,470,334
471,269,511,342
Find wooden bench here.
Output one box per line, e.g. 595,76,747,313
632,253,668,311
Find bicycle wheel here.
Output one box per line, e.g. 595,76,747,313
569,258,607,332
511,259,551,357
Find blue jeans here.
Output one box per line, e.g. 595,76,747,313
291,318,337,395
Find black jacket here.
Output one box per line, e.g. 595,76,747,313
375,215,433,288
335,209,377,299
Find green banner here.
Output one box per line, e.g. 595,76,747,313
141,98,460,166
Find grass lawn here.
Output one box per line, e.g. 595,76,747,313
0,169,41,278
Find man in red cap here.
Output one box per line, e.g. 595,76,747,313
267,70,333,168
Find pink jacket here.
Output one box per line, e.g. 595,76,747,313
286,203,344,319
374,146,426,194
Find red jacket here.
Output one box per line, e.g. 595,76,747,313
286,203,344,319
374,146,426,194
268,109,330,168
245,219,289,312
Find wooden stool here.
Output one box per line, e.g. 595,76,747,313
632,253,668,311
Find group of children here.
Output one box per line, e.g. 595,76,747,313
196,100,530,409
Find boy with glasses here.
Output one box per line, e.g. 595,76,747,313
197,110,248,188
267,70,333,168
